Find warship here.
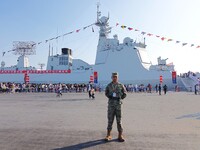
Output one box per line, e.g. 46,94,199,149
0,5,182,89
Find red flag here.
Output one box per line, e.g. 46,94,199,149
196,45,200,48
128,27,133,30
161,37,166,41
76,29,81,32
147,33,153,36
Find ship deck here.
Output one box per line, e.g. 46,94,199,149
0,92,200,150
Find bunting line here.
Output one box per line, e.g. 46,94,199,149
2,23,95,56
117,23,200,48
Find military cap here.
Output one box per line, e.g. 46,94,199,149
112,72,118,77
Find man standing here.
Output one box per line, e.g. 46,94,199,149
105,72,127,142
158,84,162,95
163,84,168,95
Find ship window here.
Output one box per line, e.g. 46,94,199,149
51,66,53,70
59,57,68,65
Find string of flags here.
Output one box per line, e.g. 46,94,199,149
117,23,200,48
3,21,199,57
2,23,95,57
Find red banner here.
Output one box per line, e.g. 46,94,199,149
90,76,94,82
94,71,98,84
24,74,30,83
0,70,71,74
160,75,163,83
172,71,177,84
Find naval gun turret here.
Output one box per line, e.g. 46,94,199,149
149,56,174,71
157,56,168,65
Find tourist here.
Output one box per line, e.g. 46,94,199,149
163,84,168,94
87,82,92,99
155,84,158,93
91,88,95,99
158,84,162,95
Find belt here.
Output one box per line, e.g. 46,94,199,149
110,97,120,100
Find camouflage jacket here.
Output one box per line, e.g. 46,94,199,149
105,82,127,100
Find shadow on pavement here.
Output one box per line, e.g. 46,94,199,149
176,112,200,120
56,98,93,102
53,138,118,150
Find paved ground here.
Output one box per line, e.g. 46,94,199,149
0,92,200,150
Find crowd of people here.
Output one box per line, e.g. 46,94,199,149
0,82,97,93
180,71,197,78
124,83,168,94
0,82,169,95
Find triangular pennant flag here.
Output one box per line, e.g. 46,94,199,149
8,49,14,52
161,37,166,41
83,26,87,30
141,32,146,35
147,33,153,36
68,31,74,34
76,29,81,33
156,35,160,38
176,41,180,43
49,38,55,41
182,43,187,46
38,42,42,45
121,25,126,29
191,44,194,47
116,23,119,26
128,27,133,30
45,40,48,43
135,29,139,31
2,52,6,57
168,39,173,42
63,33,69,36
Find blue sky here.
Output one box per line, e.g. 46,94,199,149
1,0,200,73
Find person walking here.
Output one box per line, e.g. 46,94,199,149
158,84,162,95
87,82,92,99
155,84,158,93
163,84,168,95
105,72,127,142
91,88,95,99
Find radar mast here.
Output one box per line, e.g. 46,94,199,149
95,3,111,38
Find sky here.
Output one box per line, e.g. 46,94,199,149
0,0,200,74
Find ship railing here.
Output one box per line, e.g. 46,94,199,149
189,74,199,84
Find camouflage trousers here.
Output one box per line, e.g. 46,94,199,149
107,102,123,132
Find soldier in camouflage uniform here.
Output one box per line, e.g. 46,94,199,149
105,72,127,142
